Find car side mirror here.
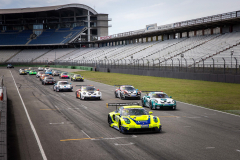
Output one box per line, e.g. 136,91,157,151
147,96,150,98
79,89,81,91
149,111,153,115
97,89,99,91
70,83,72,85
170,96,172,98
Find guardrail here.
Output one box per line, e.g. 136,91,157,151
0,76,3,101
0,76,7,159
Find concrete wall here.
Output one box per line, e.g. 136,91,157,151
97,67,240,83
233,24,240,32
222,25,230,33
0,86,7,159
97,28,108,37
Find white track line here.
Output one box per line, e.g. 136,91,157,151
10,71,47,160
177,101,240,118
81,130,91,138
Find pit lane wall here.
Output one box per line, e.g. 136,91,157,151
0,85,7,160
98,68,240,83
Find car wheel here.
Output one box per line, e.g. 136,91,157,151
172,106,176,110
119,122,126,134
137,96,141,100
53,87,55,91
141,99,145,107
149,102,153,110
56,88,59,92
156,126,162,133
71,78,72,81
114,92,117,98
108,115,112,127
120,93,125,100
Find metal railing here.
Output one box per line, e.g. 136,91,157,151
2,57,239,75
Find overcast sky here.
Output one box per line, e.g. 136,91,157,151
1,0,240,35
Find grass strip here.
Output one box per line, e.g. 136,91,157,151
73,71,240,115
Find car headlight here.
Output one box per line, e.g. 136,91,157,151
154,100,158,103
83,92,86,95
153,117,158,123
124,118,131,124
172,100,175,103
98,92,101,95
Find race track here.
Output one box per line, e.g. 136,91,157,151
2,67,240,160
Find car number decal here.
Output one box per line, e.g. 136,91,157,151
141,125,149,128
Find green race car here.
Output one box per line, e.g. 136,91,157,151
71,74,84,81
29,70,37,75
142,91,176,110
107,102,162,134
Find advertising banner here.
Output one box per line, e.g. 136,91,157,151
145,23,157,32
98,35,112,40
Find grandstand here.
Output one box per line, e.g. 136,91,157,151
0,4,111,47
0,5,240,79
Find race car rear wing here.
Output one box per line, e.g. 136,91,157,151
141,91,163,93
114,85,133,87
75,85,93,87
106,102,140,110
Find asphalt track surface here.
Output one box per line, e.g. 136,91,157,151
1,67,240,160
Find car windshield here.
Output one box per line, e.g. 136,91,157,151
46,78,53,80
46,70,52,72
59,82,69,85
31,70,36,72
122,86,135,91
62,73,68,75
122,108,149,116
152,93,169,98
82,86,96,91
75,75,81,77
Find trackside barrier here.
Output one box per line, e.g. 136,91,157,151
0,80,7,159
0,77,3,101
0,88,2,101
51,65,93,71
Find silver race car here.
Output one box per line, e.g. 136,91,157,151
114,85,141,100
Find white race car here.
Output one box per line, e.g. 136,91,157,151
75,85,102,100
53,81,73,92
38,67,44,71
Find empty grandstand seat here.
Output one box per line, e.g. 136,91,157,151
0,30,32,45
58,28,70,31
29,28,83,45
72,26,85,30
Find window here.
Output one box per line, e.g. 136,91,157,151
33,24,43,29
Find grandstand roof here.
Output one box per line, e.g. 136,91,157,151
0,3,98,15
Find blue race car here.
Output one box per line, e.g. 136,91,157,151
45,69,52,75
141,91,176,110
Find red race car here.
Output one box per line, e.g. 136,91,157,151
59,72,70,79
